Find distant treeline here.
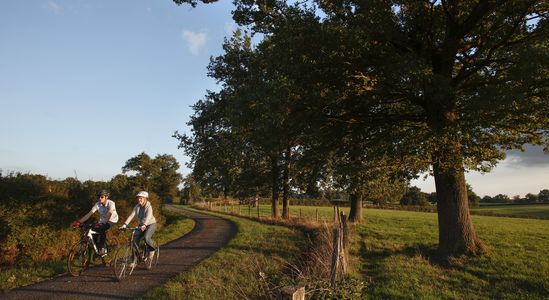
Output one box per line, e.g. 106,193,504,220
480,190,549,204
0,152,182,266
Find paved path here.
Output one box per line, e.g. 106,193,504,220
1,206,236,300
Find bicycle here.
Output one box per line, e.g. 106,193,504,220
113,226,160,281
67,223,119,277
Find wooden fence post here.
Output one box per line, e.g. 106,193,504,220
277,286,305,300
330,210,348,287
330,226,341,287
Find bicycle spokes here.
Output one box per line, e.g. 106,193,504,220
113,245,135,281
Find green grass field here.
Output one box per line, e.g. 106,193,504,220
472,204,549,218
204,204,549,299
354,209,548,299
210,202,549,219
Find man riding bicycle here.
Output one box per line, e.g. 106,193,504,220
73,189,119,256
120,191,157,266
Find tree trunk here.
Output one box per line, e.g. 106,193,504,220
432,142,485,259
348,192,363,223
282,145,291,219
271,156,280,218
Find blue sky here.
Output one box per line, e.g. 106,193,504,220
0,1,547,198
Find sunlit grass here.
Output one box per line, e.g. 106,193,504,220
355,209,549,299
472,204,549,218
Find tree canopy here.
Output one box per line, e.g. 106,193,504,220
174,0,549,259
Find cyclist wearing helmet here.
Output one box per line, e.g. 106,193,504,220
120,191,157,262
73,189,119,256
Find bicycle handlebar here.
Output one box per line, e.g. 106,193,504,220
73,223,96,229
119,226,141,230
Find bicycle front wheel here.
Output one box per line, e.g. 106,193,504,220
102,236,120,266
113,244,134,281
67,241,89,277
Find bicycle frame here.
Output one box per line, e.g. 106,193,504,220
113,226,159,280
85,227,100,253
78,224,102,254
67,223,113,277
125,227,144,260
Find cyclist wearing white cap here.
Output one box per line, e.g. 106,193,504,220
120,191,157,261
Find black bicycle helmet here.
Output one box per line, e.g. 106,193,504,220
96,189,110,197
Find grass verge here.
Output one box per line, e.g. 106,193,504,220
140,206,308,300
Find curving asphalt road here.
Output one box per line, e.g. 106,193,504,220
1,206,236,300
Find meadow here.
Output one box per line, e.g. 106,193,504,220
206,202,549,220
472,204,549,218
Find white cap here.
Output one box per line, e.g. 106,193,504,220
136,191,149,198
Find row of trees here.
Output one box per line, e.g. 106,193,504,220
174,0,549,259
481,189,549,203
0,152,182,266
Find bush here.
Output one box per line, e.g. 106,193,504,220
400,187,429,206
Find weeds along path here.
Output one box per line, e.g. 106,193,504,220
1,205,237,300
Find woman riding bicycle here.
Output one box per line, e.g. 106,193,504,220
73,189,119,256
120,191,157,265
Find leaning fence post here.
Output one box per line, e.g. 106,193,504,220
339,211,348,274
330,225,341,287
330,210,348,287
277,286,305,300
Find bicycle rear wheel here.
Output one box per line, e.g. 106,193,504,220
67,242,89,277
145,244,159,270
113,244,135,281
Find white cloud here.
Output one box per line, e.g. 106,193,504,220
181,30,207,55
47,1,63,14
505,145,549,168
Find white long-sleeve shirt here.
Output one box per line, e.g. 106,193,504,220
123,201,156,226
